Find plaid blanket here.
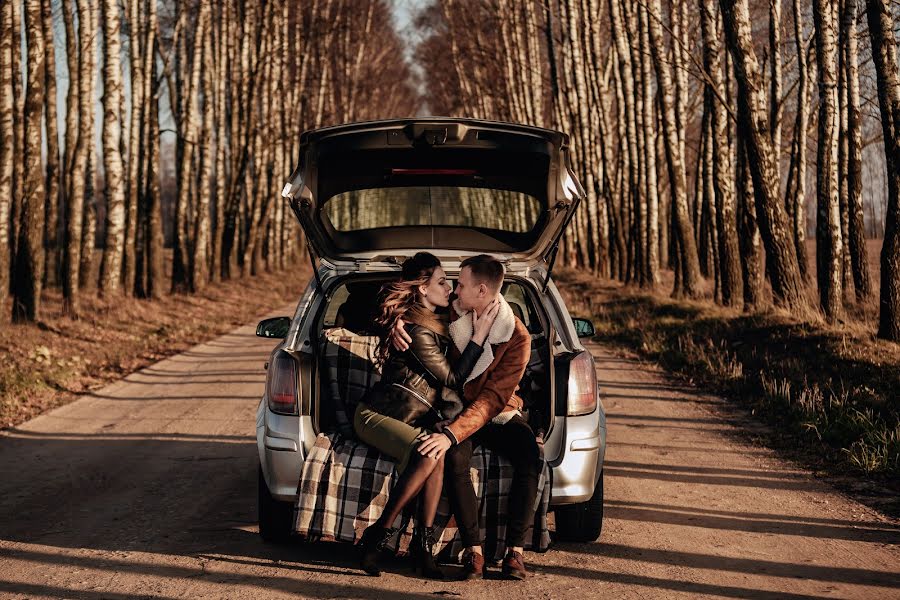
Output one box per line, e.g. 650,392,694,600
294,432,551,562
321,328,381,438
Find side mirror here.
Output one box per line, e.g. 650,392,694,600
572,317,595,339
256,316,291,339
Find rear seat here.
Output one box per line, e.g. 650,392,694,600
293,327,552,561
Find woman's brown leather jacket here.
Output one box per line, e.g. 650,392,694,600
364,323,483,426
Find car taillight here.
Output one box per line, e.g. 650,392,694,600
391,168,477,176
267,351,298,415
567,350,597,416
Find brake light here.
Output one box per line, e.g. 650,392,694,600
267,351,298,415
567,351,597,416
391,168,477,176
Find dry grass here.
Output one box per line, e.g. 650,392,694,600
556,264,900,511
0,265,310,429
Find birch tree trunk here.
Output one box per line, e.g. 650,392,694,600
720,0,807,311
71,0,97,304
80,151,97,292
191,15,215,292
10,0,24,269
864,0,900,340
609,0,642,286
98,0,127,296
737,135,762,309
814,0,844,321
624,0,646,285
843,0,871,300
769,0,782,182
173,0,209,293
647,0,703,298
61,0,79,294
838,14,855,301
41,0,60,287
211,0,230,282
638,3,659,287
701,0,743,306
785,0,810,281
123,0,144,295
145,46,164,300
134,0,161,298
13,0,46,321
0,0,14,315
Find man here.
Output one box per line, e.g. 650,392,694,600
393,254,541,580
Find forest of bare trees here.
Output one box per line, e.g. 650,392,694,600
3,0,900,343
416,0,900,341
0,0,416,320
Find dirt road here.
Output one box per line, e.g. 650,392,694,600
1,308,898,599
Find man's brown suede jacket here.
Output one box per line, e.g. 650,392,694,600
444,316,531,445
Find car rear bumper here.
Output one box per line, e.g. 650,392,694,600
549,442,603,504
548,404,607,505
256,400,304,502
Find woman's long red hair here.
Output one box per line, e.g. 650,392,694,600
374,252,442,366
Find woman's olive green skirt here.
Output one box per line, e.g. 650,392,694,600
353,403,429,473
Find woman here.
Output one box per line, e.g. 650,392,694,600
354,252,499,578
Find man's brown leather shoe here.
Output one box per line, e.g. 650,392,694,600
460,550,485,580
501,550,527,580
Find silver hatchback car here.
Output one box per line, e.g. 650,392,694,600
255,118,606,544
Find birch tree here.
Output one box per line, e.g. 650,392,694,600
647,0,702,298
842,0,871,300
65,0,97,313
784,0,811,281
864,0,900,340
769,0,782,182
813,0,844,321
0,0,14,315
61,0,79,294
99,0,127,296
701,0,742,306
638,3,659,287
12,0,46,321
192,12,215,292
41,0,61,287
720,0,807,311
172,0,209,293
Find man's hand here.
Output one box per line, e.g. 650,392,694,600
417,432,452,459
390,317,411,352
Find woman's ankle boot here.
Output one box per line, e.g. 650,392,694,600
411,526,443,579
358,524,396,576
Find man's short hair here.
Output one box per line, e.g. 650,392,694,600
460,254,504,292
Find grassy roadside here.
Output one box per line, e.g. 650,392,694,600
0,267,310,429
555,268,900,514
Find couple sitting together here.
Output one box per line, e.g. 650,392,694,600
353,252,542,581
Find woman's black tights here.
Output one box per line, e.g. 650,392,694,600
376,450,445,528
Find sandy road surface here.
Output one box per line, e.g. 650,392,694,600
1,307,898,599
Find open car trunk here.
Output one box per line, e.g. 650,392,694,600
282,119,584,273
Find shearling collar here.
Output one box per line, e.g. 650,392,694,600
449,295,516,384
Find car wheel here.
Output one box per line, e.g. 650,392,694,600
554,469,603,543
258,465,294,543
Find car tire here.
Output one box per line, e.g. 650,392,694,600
258,465,294,543
554,469,603,543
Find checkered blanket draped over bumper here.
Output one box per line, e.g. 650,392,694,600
293,432,552,562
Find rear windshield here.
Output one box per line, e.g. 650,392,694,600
324,187,541,233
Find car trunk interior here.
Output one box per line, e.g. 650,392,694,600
312,274,554,440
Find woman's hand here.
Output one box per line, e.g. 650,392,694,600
417,432,452,459
471,299,501,345
389,317,412,351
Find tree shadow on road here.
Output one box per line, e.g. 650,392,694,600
599,497,900,544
